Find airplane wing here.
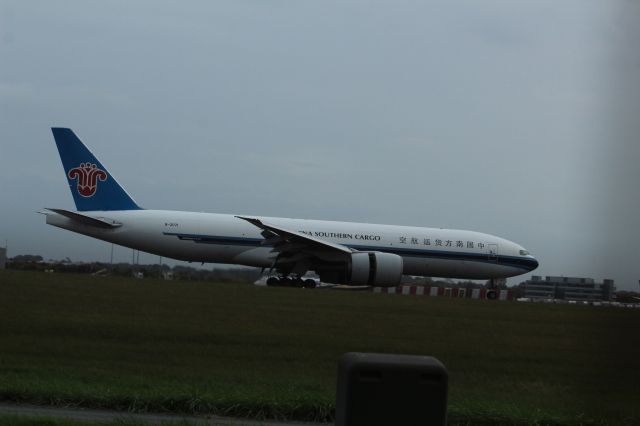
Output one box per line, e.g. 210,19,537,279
235,216,353,254
236,216,355,276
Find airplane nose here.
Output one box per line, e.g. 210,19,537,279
527,257,539,271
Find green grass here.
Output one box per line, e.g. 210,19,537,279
0,416,101,426
1,270,639,425
0,414,201,426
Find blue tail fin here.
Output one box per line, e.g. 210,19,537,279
51,128,142,211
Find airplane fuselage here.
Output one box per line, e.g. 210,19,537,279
47,209,538,280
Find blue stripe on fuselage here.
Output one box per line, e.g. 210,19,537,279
163,232,263,246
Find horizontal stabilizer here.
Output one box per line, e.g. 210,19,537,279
45,208,122,229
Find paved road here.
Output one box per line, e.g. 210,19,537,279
0,402,332,426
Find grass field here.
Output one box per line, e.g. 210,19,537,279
0,415,199,426
0,270,639,425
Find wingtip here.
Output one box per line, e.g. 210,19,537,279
236,216,263,226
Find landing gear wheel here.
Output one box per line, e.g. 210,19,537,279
266,277,279,287
304,279,317,289
280,277,293,287
486,290,497,300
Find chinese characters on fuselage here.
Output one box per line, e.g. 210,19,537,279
399,236,485,249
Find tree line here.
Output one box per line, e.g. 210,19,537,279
6,255,262,283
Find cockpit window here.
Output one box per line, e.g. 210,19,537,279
520,250,530,256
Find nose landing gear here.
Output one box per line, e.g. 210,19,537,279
485,278,503,300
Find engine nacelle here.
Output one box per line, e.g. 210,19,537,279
349,252,403,286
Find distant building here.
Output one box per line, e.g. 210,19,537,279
523,276,615,301
0,247,6,269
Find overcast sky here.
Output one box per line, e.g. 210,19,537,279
1,1,638,290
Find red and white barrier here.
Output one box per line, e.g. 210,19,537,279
370,285,514,300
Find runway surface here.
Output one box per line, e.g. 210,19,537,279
0,402,331,426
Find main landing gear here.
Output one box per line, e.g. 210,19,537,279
486,278,498,300
266,276,317,288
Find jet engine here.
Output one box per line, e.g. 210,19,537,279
349,252,403,286
315,252,403,286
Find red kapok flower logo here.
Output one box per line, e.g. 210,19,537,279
67,163,108,197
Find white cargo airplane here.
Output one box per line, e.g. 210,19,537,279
43,128,538,293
